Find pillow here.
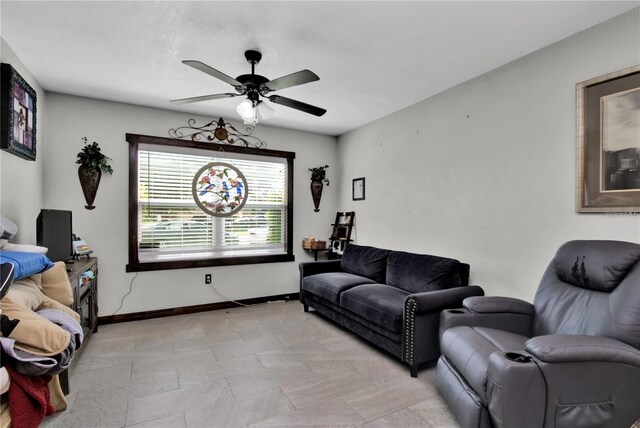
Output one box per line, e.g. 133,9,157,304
0,295,71,356
4,274,78,322
4,277,44,311
2,243,48,254
386,251,461,294
341,244,391,283
0,251,54,280
40,262,74,306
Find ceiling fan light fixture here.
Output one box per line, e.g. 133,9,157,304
256,100,274,121
236,99,274,126
236,98,255,123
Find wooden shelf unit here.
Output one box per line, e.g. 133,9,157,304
59,256,98,394
328,211,355,259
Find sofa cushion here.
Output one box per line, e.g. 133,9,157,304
305,294,402,344
341,244,390,284
340,284,409,334
303,272,376,304
387,251,461,294
440,326,529,403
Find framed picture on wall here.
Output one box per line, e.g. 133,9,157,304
576,65,640,212
352,177,365,201
1,63,37,161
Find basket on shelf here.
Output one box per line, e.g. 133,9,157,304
303,238,326,250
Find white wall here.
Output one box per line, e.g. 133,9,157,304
337,9,640,301
44,93,337,315
0,38,47,244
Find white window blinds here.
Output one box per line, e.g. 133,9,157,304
137,146,287,262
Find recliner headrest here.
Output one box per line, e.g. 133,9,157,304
553,240,640,292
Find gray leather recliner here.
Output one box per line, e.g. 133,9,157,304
436,240,640,428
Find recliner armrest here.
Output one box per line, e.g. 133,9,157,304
298,260,342,278
525,335,640,368
440,306,533,338
463,296,534,315
408,286,484,316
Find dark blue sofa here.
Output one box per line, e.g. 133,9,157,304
299,244,484,377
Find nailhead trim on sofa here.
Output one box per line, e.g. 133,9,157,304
404,297,417,366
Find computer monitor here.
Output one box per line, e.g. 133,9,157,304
36,209,73,262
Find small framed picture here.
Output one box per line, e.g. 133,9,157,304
352,177,365,201
1,63,37,161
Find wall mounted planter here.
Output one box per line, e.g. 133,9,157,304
310,179,323,212
76,137,112,210
78,165,101,210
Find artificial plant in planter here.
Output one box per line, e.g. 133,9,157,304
76,137,113,210
308,165,329,212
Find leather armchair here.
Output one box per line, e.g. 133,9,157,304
436,240,640,428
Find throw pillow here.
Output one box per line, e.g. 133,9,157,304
40,262,73,306
0,251,54,280
1,295,71,356
341,244,391,283
2,243,48,254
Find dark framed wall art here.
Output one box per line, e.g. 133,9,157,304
352,177,365,201
576,65,640,213
1,63,37,161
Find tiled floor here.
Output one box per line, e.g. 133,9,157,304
42,301,459,428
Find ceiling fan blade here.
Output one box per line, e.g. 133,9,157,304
268,95,326,117
182,60,242,88
170,93,239,105
263,70,319,92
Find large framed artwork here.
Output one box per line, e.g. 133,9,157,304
576,66,640,213
1,63,37,161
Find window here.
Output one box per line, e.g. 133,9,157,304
126,134,294,272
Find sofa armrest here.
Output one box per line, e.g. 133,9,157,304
402,286,484,376
463,296,534,315
298,260,342,278
299,260,343,307
525,335,640,368
408,286,485,316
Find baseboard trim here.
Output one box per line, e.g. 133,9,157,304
98,292,300,325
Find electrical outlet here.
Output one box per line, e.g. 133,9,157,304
205,274,212,284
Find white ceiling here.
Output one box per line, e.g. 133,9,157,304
1,1,638,136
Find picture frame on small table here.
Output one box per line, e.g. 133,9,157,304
1,63,37,161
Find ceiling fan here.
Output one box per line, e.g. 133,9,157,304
171,50,326,124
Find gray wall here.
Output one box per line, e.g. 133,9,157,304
0,38,47,244
43,93,338,316
336,9,640,301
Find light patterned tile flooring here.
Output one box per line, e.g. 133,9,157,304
42,301,459,428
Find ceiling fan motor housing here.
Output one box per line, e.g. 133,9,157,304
237,50,270,96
